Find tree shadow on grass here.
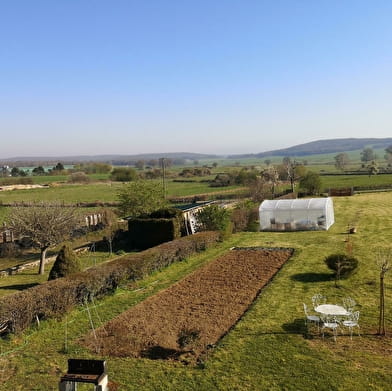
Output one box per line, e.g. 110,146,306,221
291,272,332,283
0,282,39,291
282,318,306,335
141,346,181,360
282,318,319,339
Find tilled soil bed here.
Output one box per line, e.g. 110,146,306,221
80,248,293,361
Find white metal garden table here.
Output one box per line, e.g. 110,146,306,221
315,304,349,316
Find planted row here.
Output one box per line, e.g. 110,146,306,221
0,231,220,334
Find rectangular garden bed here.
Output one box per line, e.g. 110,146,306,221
80,248,293,362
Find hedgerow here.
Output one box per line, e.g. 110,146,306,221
0,231,220,334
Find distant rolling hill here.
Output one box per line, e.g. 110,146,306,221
229,138,392,159
2,138,392,165
0,152,218,165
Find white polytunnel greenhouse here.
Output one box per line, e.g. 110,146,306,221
259,197,334,231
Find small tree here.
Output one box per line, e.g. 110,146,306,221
360,147,376,163
324,253,359,287
110,167,138,182
32,166,46,176
248,177,273,202
101,208,120,255
384,145,392,165
48,244,81,280
367,160,379,177
261,165,279,197
53,162,65,172
334,153,350,171
196,204,231,233
135,160,145,170
377,252,391,336
117,180,167,218
7,202,80,274
299,171,322,195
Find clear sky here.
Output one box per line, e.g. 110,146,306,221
1,0,392,158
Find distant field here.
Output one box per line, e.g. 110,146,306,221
321,173,392,191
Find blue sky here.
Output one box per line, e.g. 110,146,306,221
1,0,392,157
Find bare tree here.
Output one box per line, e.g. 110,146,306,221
334,153,350,171
248,177,273,202
377,252,391,336
101,208,120,255
7,202,80,275
261,165,279,197
282,157,304,192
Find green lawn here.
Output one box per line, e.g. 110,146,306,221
0,192,391,390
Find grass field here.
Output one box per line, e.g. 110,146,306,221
0,179,244,224
321,173,392,191
0,192,391,390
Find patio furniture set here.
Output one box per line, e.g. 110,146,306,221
303,294,360,341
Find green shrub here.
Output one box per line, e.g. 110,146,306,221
110,167,138,182
48,245,82,280
196,204,232,233
324,253,359,286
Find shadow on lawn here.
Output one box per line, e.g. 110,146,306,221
282,318,319,339
291,272,332,283
0,282,39,290
141,346,181,360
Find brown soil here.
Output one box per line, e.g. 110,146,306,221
80,248,293,361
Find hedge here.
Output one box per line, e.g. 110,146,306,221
0,231,220,335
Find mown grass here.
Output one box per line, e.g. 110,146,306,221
0,192,391,390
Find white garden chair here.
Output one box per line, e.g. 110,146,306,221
342,311,361,340
342,297,356,314
311,294,326,309
320,315,340,342
303,303,320,331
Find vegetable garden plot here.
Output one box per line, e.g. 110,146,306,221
80,248,293,361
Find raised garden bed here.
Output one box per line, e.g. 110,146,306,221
80,248,293,362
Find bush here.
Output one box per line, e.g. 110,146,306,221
0,232,220,334
324,253,359,286
68,171,91,183
110,167,138,182
196,204,232,233
231,201,259,233
48,244,82,280
299,171,322,195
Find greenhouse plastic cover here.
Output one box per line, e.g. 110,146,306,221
259,197,334,231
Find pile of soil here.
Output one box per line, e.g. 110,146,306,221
80,248,293,361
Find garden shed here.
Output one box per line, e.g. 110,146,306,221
259,197,334,231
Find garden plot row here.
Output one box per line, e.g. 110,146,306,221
81,247,293,361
